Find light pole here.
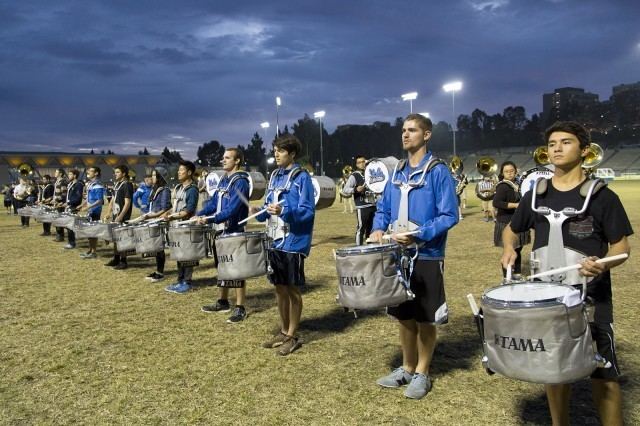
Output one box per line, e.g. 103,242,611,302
275,97,281,138
313,110,326,176
401,92,418,113
443,81,462,157
260,121,270,142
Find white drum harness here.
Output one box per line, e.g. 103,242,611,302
265,166,305,246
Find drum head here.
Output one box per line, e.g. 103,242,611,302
519,167,553,196
365,160,392,194
483,282,581,307
336,243,397,256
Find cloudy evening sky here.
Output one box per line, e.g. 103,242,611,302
1,0,639,159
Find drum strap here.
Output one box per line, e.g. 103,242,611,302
215,172,249,232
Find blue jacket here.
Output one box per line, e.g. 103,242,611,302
372,152,459,260
256,164,315,256
197,171,249,234
149,187,171,213
133,183,152,213
86,180,105,217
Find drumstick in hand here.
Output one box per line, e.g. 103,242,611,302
175,215,216,225
365,230,420,243
526,253,629,280
238,200,284,225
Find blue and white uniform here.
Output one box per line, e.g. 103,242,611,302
86,179,105,221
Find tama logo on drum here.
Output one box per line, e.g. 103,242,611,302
217,254,234,263
167,241,181,248
494,334,546,352
340,275,366,286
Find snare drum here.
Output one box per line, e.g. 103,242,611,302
133,222,167,255
166,224,209,262
480,282,599,384
518,166,553,196
112,224,137,253
311,176,336,210
52,213,81,229
334,243,414,310
76,221,117,241
214,231,268,280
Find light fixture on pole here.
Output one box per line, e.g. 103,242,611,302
275,97,281,137
260,121,270,142
313,110,326,176
418,112,430,119
443,81,463,157
401,92,418,113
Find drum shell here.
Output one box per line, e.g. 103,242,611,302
113,225,137,253
311,176,336,210
215,232,268,280
52,214,77,229
364,157,398,194
335,244,412,309
167,225,209,261
481,284,597,384
38,212,59,224
76,222,117,241
133,224,166,255
248,172,267,201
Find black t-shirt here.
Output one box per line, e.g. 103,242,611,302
113,180,134,221
493,181,520,223
510,180,633,323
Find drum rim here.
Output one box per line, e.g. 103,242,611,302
336,243,398,255
482,282,579,308
217,231,266,239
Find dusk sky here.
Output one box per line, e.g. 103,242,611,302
1,0,639,159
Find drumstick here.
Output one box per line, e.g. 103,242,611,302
175,215,215,225
238,200,284,225
235,189,251,208
466,294,479,316
365,230,420,243
526,253,629,280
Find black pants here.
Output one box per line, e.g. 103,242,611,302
156,251,165,274
355,205,376,245
43,222,51,233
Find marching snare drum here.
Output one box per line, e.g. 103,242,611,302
133,222,167,255
335,243,414,310
480,282,599,384
518,166,554,196
311,176,336,210
75,221,117,241
214,231,268,280
365,156,398,194
52,213,81,229
166,224,210,262
112,224,137,253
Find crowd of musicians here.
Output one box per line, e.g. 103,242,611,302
7,117,634,425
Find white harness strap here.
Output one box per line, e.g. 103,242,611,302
265,168,301,245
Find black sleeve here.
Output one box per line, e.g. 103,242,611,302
508,190,534,233
492,184,510,210
124,182,133,199
597,190,634,243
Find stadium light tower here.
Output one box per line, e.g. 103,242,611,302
260,121,270,142
401,92,418,113
443,81,463,156
313,110,326,175
275,97,282,137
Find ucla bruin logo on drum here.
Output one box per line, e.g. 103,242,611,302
495,334,546,352
340,275,366,286
217,254,234,263
367,167,385,185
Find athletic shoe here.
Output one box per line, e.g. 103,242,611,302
376,367,414,388
403,373,432,400
81,252,97,259
227,306,247,323
201,299,230,313
165,281,191,294
40,232,51,236
54,236,64,242
104,258,119,267
63,244,75,249
150,273,165,283
145,272,158,280
113,262,128,270
277,336,301,356
262,331,288,348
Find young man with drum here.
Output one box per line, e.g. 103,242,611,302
195,148,250,322
163,160,200,294
38,175,55,236
79,167,105,259
52,168,68,242
254,135,315,356
341,155,376,245
105,165,134,270
501,121,632,426
370,114,459,399
62,169,84,249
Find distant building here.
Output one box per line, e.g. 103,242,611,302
542,87,599,125
0,151,164,185
611,81,640,128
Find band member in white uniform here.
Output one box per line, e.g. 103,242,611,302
341,155,376,245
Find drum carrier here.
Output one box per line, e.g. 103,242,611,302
264,166,305,247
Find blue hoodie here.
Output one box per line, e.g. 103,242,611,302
372,151,459,260
197,171,250,234
133,182,152,214
256,164,315,256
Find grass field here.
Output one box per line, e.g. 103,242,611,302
1,181,639,425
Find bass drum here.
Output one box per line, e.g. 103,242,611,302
519,166,554,196
205,170,223,197
311,176,336,210
365,156,398,194
248,171,267,201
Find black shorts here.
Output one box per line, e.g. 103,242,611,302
387,259,448,324
590,322,620,380
267,250,305,287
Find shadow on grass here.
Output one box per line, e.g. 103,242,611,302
312,235,355,247
299,307,386,342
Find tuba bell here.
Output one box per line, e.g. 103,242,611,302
18,163,33,176
449,155,463,175
582,142,604,173
533,146,550,166
475,157,497,201
476,157,497,177
342,165,352,177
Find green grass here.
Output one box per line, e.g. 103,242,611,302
1,181,639,425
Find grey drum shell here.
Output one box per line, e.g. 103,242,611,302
35,211,57,223
113,225,137,253
52,214,78,229
76,222,117,241
335,243,412,310
214,231,268,280
248,172,267,201
133,223,166,255
167,225,209,261
311,176,336,210
481,282,597,384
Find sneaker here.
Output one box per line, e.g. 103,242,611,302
277,335,302,356
40,232,51,236
262,331,288,348
201,299,231,313
63,244,76,249
403,373,432,400
227,306,247,323
150,273,165,283
54,236,64,242
145,272,158,280
376,367,414,388
165,281,191,294
104,258,119,267
113,262,128,270
80,252,97,259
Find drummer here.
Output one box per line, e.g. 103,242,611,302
62,169,84,250
163,160,200,294
79,167,106,259
38,175,55,236
141,168,172,282
341,155,376,245
369,113,459,399
105,165,134,270
194,148,250,323
52,168,68,243
253,135,315,356
501,121,632,425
